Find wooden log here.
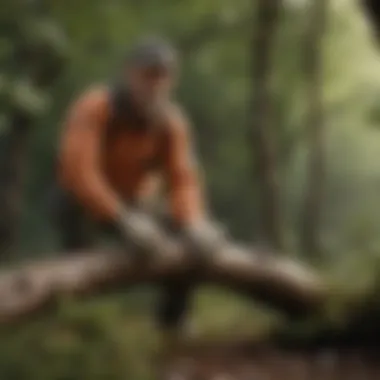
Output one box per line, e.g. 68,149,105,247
0,241,326,324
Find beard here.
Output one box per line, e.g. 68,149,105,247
133,93,170,128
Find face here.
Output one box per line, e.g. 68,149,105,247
125,64,175,121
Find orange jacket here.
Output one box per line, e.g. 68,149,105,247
58,86,205,225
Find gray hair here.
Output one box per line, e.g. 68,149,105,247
125,35,178,72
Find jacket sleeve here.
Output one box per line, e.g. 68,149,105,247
162,107,206,226
58,89,121,221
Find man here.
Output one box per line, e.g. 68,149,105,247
54,36,225,346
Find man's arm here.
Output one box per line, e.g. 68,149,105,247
162,107,227,258
60,88,171,257
162,107,206,226
58,88,121,221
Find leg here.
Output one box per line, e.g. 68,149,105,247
156,277,194,332
129,202,198,346
155,276,195,355
152,208,197,346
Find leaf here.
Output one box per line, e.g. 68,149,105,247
10,79,48,116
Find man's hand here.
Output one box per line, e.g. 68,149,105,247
117,208,167,258
182,220,227,259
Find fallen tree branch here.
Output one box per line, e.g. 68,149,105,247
0,242,326,324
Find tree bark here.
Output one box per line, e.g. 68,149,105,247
250,0,284,250
0,241,325,324
299,0,327,258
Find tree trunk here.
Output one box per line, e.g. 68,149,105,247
250,0,284,251
362,0,380,44
0,112,32,258
0,240,325,324
0,1,66,259
299,0,327,258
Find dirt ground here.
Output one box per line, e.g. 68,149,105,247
160,340,380,380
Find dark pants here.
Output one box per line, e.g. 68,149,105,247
49,186,194,331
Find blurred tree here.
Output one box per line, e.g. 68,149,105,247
250,0,284,250
298,0,328,258
0,0,67,258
